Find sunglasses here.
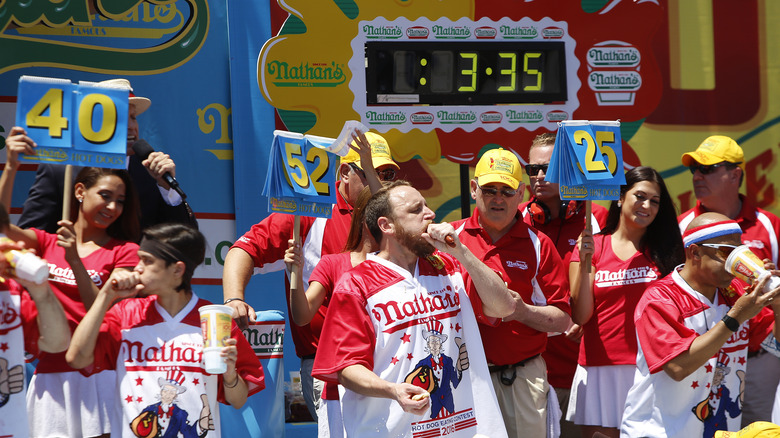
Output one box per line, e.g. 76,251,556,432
525,164,549,176
688,162,739,175
349,163,397,182
700,243,739,259
477,182,518,198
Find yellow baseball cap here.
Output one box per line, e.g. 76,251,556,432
474,148,523,189
341,132,400,170
681,135,745,170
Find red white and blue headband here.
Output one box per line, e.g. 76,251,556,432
682,220,742,247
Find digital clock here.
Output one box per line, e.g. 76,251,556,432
347,17,580,133
366,41,567,105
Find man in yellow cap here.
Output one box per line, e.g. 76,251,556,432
223,130,399,421
678,135,780,427
450,148,571,437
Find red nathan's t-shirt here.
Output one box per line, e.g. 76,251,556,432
33,228,139,373
571,233,660,366
307,251,354,401
453,211,570,366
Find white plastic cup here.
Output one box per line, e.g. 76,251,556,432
199,304,233,374
9,250,49,284
724,245,780,292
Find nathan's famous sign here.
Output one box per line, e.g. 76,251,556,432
0,0,209,75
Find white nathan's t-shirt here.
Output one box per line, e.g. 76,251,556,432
621,269,773,438
88,293,265,438
313,252,507,438
0,281,36,438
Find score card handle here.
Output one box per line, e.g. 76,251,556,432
584,200,592,274
62,165,73,223
289,215,302,293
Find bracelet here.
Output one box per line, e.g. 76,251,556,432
722,314,740,332
223,374,240,388
224,297,245,305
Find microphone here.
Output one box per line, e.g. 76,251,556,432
131,139,187,200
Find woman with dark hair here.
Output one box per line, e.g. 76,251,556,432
1,128,142,438
566,166,684,438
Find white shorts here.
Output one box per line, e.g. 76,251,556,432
27,370,115,437
317,398,344,438
566,364,635,428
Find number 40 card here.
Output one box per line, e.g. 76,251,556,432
15,75,128,169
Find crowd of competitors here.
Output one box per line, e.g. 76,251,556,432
220,130,780,438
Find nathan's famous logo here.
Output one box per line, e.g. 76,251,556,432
587,44,641,68
363,24,402,39
371,289,460,325
437,110,476,124
243,323,284,359
546,110,568,122
0,0,209,75
594,266,658,286
432,25,470,39
542,27,564,39
499,25,538,39
406,26,429,39
560,185,588,198
411,112,434,124
588,71,642,91
270,197,297,213
506,109,543,123
121,339,203,364
475,26,497,39
480,111,502,123
366,111,406,125
266,60,346,87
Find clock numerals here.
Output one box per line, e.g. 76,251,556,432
367,41,566,105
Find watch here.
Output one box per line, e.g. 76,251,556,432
722,314,740,332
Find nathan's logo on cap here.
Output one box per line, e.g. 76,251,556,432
489,157,515,174
681,135,744,169
372,143,391,155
